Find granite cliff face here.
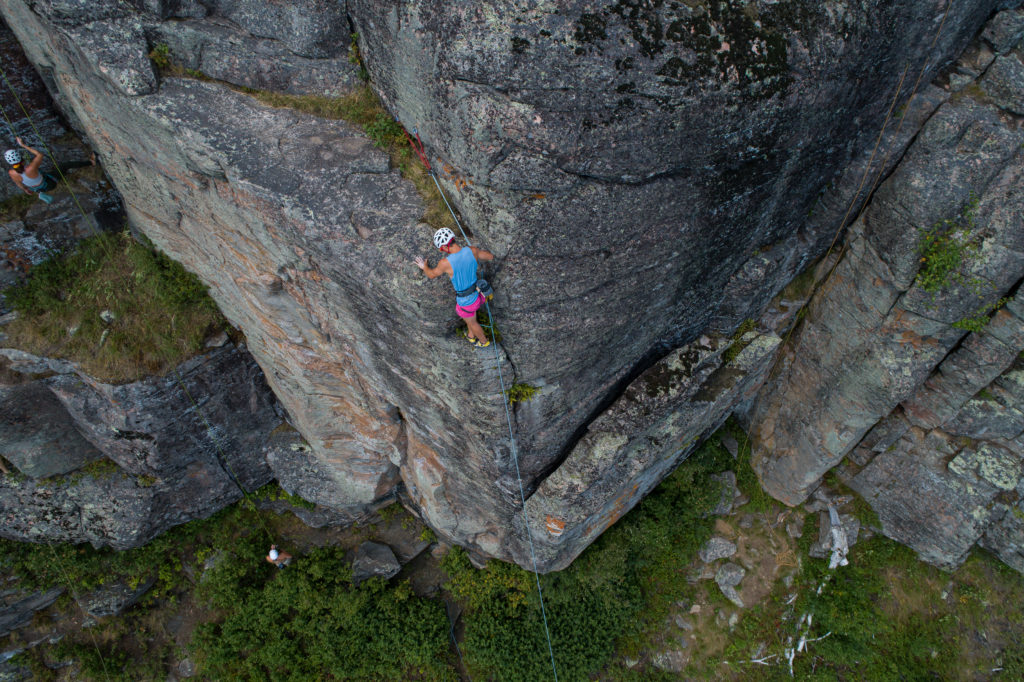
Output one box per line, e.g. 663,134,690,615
751,10,1024,570
1,0,1021,572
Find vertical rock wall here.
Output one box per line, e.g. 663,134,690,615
750,9,1024,570
0,0,1017,571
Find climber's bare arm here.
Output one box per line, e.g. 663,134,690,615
470,246,494,262
16,138,44,174
414,256,453,279
7,170,29,194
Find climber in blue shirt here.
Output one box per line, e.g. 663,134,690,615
415,228,495,348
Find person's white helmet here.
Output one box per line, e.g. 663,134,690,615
433,228,455,250
269,548,279,560
4,150,20,165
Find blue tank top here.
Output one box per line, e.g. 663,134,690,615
447,247,479,307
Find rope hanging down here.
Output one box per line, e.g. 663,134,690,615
407,126,560,682
0,63,94,222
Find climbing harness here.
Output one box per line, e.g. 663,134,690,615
0,64,92,218
454,278,493,300
406,125,560,681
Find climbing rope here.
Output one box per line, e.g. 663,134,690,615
0,63,95,222
172,368,277,545
43,543,113,682
406,126,560,681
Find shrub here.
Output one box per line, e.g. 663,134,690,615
916,194,981,296
505,382,540,403
192,545,454,681
442,429,734,680
148,43,171,71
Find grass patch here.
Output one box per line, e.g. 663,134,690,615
710,516,1024,681
719,417,774,513
239,85,454,229
0,192,37,222
916,194,984,297
722,318,757,364
3,230,225,383
442,433,734,680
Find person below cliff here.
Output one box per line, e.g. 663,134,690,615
5,137,58,204
414,227,495,348
265,544,293,569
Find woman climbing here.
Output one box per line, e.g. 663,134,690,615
6,137,57,203
415,227,495,348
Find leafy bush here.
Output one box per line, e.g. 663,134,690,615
505,382,540,403
192,545,454,681
148,43,171,71
364,113,405,149
3,230,224,382
916,194,981,295
442,430,734,680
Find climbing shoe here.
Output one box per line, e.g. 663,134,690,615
473,338,491,348
37,192,53,204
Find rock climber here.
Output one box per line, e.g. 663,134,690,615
414,227,494,348
5,137,57,204
265,544,293,569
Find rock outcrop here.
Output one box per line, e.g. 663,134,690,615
0,0,1012,570
751,9,1024,570
0,342,279,548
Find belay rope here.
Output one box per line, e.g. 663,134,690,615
406,127,560,681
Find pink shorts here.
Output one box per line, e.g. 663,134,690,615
455,293,483,319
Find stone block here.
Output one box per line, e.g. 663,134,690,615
352,542,401,584
698,536,737,564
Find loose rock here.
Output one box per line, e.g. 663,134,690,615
698,536,737,563
351,542,401,584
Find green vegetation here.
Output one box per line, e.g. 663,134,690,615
954,296,1010,333
147,43,172,71
0,192,37,221
348,32,370,82
916,194,981,295
721,417,773,513
719,534,1024,680
148,42,455,231
976,387,999,402
237,84,454,229
722,318,757,364
3,230,224,382
505,382,540,404
192,545,454,681
441,431,734,680
252,481,316,510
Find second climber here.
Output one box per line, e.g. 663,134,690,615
415,227,495,348
5,137,57,204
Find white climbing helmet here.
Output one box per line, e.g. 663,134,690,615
433,227,455,250
4,149,21,165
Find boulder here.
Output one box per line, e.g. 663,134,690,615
351,542,401,584
0,588,63,637
698,536,737,564
82,577,156,618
